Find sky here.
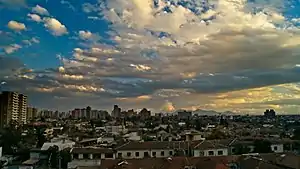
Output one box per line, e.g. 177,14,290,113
1,0,300,114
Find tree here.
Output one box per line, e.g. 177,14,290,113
194,119,205,131
207,129,227,140
36,127,46,148
48,145,59,168
253,140,273,153
0,127,21,154
293,127,300,140
60,148,72,169
233,144,251,155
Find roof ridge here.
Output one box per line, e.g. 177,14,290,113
115,141,131,150
228,138,238,146
194,140,205,148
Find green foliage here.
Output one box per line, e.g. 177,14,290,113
253,140,273,153
48,145,59,168
36,127,46,148
233,144,251,155
207,129,227,140
0,126,22,155
60,148,72,169
293,128,300,140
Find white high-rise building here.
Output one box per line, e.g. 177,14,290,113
18,94,27,124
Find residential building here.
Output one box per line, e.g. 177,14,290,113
86,106,91,119
193,140,229,157
139,108,151,119
68,148,114,169
18,94,27,124
105,125,127,134
27,107,38,121
115,141,203,159
0,91,27,127
112,105,121,118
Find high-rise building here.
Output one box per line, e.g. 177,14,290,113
18,94,27,124
86,106,91,119
0,91,28,127
112,105,121,118
27,107,38,121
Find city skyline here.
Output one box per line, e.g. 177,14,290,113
1,0,300,114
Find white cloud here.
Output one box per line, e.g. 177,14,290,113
5,0,300,113
27,13,42,22
32,5,49,15
87,16,101,20
22,37,40,46
78,30,101,41
4,44,22,54
43,17,68,36
7,21,26,31
78,30,92,40
60,0,75,11
82,3,99,13
130,64,151,72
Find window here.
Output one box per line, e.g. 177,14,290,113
161,151,165,156
169,151,173,156
83,154,89,159
273,146,278,151
144,152,149,157
73,153,79,159
94,153,101,159
135,152,140,157
152,152,156,157
232,148,236,153
127,152,131,157
218,150,223,155
208,151,214,156
118,153,122,158
105,153,114,158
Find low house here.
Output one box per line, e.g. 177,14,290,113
105,125,127,135
115,141,202,159
181,130,206,141
41,139,75,151
230,138,285,154
71,147,115,160
193,140,229,157
68,147,115,169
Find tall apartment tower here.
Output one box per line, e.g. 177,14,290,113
18,94,27,124
0,91,28,127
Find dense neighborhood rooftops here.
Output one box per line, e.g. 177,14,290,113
100,153,299,169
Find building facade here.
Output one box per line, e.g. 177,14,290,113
0,91,28,127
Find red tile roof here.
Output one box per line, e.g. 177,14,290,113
100,156,238,169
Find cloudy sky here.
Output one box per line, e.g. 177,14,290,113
1,0,300,114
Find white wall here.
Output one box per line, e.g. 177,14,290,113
76,153,115,160
193,135,205,141
117,149,174,159
193,148,228,157
271,144,284,153
68,159,101,169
